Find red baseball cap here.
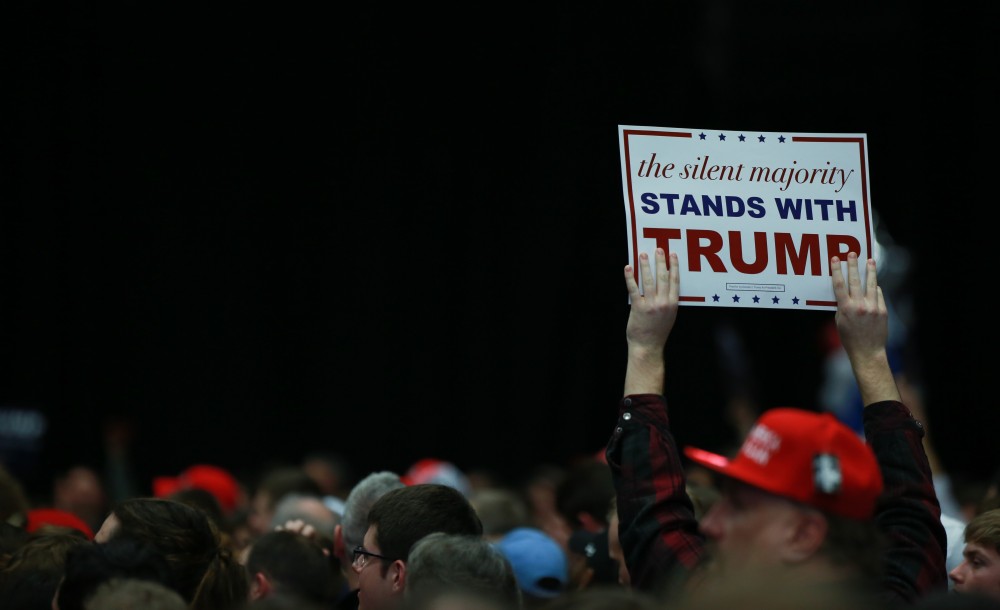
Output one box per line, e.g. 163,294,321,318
683,408,883,520
401,458,471,496
153,464,240,514
26,508,94,540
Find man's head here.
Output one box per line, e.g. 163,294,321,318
246,529,341,605
0,530,89,608
248,466,324,537
53,465,108,533
93,497,250,607
269,493,340,543
56,536,172,610
405,532,521,610
950,509,1000,599
469,487,530,542
333,470,406,586
683,407,884,575
352,483,483,610
555,459,615,532
302,451,354,498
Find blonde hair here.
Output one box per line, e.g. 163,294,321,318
965,508,1000,553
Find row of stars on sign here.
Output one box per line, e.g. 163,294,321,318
712,294,801,304
699,133,787,143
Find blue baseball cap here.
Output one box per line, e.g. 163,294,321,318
495,527,568,599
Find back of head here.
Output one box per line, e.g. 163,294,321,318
302,450,354,499
108,498,248,610
0,529,87,571
254,466,324,506
168,487,226,531
470,488,530,540
84,578,187,610
341,471,406,552
166,490,243,572
246,529,339,604
405,532,521,610
58,536,172,610
109,498,217,597
520,464,567,530
269,492,340,540
249,466,323,535
555,461,615,530
0,529,89,609
367,484,483,562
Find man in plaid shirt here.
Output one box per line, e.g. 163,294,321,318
606,249,947,606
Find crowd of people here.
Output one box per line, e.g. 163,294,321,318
1,250,999,609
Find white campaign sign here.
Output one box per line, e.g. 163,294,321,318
619,125,877,311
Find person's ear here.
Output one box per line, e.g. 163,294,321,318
576,512,605,533
783,510,828,563
390,559,407,593
250,572,272,601
333,524,345,561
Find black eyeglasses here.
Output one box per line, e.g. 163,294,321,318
352,545,393,568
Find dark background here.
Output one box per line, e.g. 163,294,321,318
4,3,996,499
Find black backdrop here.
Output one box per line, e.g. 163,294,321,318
4,3,997,499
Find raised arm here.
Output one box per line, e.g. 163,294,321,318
832,252,948,603
609,248,706,594
623,248,680,396
830,252,900,406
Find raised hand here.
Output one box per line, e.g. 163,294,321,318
623,248,680,396
830,252,899,405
